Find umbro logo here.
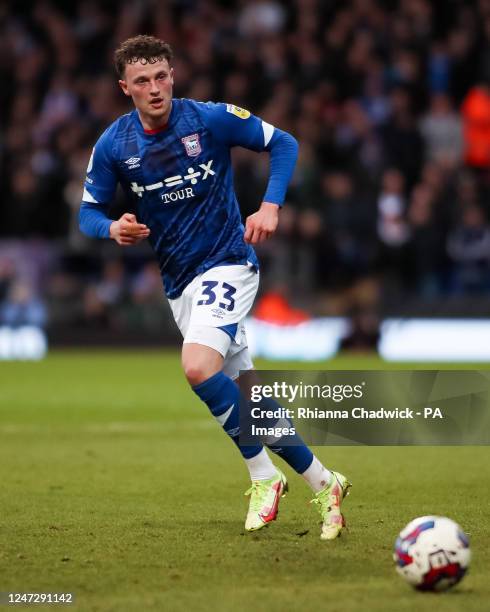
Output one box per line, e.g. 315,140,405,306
211,307,225,319
125,157,141,169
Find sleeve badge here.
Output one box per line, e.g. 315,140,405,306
226,104,251,119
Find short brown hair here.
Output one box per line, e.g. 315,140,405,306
114,35,173,78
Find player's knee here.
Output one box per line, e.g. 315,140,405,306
182,334,226,386
182,358,219,386
183,362,206,386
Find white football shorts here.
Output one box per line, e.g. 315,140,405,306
168,264,259,379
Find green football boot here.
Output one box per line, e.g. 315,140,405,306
244,470,288,531
311,471,352,540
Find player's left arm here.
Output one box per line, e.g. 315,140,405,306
200,103,299,244
243,128,298,244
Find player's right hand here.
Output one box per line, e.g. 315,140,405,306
110,213,150,246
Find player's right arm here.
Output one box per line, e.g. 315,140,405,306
79,131,149,246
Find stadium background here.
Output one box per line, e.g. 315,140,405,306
1,0,490,358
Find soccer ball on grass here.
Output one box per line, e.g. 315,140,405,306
393,515,471,591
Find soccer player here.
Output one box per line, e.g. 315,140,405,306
79,35,351,540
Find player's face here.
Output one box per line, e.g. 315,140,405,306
119,58,174,128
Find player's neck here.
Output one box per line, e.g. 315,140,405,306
138,102,173,132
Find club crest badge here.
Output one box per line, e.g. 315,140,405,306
181,133,202,157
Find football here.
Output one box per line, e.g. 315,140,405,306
393,516,471,591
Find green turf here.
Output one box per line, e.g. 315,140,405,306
0,351,488,611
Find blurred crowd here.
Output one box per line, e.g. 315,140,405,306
1,0,490,335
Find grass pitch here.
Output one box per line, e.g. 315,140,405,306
0,351,489,612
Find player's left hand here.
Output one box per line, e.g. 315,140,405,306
244,202,279,244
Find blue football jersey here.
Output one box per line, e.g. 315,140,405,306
82,99,292,298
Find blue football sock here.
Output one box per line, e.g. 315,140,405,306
254,396,314,474
192,371,263,460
